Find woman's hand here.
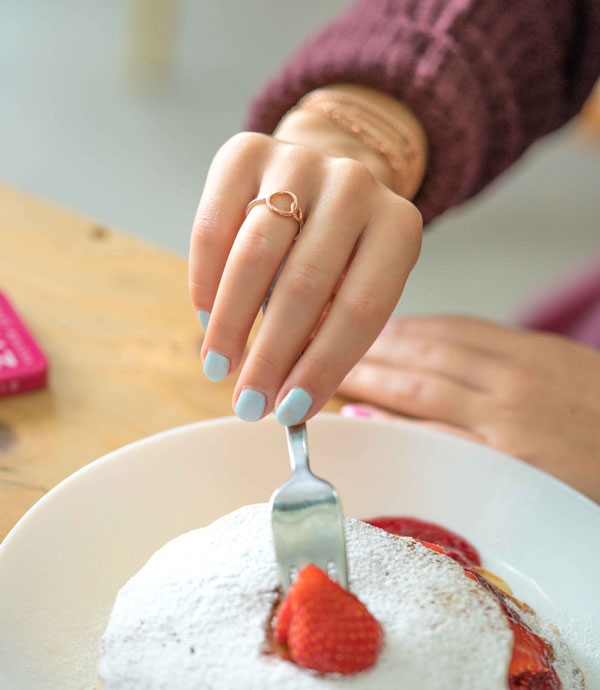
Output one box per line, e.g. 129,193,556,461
189,88,425,426
338,315,600,503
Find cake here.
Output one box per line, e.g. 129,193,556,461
98,504,584,689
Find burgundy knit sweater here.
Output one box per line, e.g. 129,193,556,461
246,0,600,224
245,0,600,346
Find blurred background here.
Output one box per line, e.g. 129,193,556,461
1,0,598,322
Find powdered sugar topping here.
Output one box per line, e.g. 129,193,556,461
99,504,516,689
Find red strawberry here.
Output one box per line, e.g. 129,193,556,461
507,620,561,689
471,570,561,690
273,564,383,675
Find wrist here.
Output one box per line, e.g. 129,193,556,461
274,109,396,189
273,84,428,199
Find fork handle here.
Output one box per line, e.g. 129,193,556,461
284,424,310,473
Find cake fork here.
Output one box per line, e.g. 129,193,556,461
270,422,349,592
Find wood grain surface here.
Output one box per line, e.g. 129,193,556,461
0,184,341,541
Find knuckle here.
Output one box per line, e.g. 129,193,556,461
188,275,212,304
387,197,423,259
502,365,537,399
391,372,427,404
191,205,221,246
411,339,441,366
286,261,327,303
399,195,424,229
418,315,469,340
235,227,278,271
216,131,271,164
332,156,377,193
303,351,339,392
248,345,281,381
388,318,418,338
342,285,387,328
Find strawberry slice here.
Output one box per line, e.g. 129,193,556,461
469,570,561,690
506,618,561,689
510,619,549,676
273,564,383,675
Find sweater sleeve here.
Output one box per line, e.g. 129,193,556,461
244,0,600,224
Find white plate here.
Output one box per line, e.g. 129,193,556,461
0,414,598,689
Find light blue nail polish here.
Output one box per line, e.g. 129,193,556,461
276,388,313,426
197,310,210,331
204,350,229,381
235,388,266,422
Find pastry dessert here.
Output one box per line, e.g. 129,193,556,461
98,504,584,689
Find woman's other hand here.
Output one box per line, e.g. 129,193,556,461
339,315,600,503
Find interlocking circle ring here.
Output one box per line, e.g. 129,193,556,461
245,190,304,240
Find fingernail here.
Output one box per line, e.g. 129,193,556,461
340,404,372,419
198,310,210,331
203,350,229,381
235,388,266,422
276,388,313,426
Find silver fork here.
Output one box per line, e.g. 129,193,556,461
270,422,348,592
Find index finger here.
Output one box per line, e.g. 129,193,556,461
188,133,271,321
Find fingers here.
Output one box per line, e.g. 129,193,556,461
262,193,421,423
230,168,372,419
386,315,524,358
336,316,507,430
232,161,421,424
361,326,508,393
338,359,487,431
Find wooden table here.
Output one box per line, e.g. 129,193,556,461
0,184,341,542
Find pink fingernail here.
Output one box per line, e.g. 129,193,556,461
340,404,371,418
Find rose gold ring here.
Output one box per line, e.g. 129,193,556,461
245,190,304,240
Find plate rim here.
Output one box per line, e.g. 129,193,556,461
2,413,597,554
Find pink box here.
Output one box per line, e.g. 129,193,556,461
0,291,48,397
